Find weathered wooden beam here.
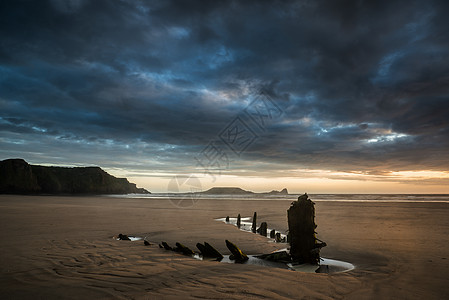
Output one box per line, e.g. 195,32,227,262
175,242,195,255
225,240,248,262
287,193,324,264
257,222,267,236
251,212,257,233
275,232,282,243
255,250,291,262
196,242,223,259
161,241,172,250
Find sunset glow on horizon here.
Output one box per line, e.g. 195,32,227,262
123,169,449,194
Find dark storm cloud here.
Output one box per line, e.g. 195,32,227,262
0,0,448,176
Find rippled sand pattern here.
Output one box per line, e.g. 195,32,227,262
0,195,448,299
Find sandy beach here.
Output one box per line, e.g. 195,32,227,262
0,195,448,299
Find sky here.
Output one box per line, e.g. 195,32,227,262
1,0,449,193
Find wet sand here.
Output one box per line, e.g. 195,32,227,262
0,195,448,299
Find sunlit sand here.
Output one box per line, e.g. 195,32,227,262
1,195,448,299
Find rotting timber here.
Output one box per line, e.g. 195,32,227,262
287,193,326,264
254,193,326,266
156,193,326,267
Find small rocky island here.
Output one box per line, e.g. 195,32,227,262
0,158,150,195
199,187,288,195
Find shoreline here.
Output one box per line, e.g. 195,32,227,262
104,193,449,203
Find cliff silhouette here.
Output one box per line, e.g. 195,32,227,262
0,158,150,195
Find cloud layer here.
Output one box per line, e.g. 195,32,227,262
1,0,448,188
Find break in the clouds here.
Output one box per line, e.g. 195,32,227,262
1,0,448,189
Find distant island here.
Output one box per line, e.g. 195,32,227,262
199,187,288,195
0,158,150,195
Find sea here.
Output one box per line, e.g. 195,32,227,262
108,193,449,203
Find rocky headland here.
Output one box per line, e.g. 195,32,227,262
0,158,149,195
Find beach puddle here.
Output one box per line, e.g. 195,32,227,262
288,258,355,273
193,253,354,273
194,254,289,269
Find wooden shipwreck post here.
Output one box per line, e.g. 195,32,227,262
287,193,325,264
251,212,257,233
237,214,241,228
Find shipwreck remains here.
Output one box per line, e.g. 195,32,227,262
251,212,257,233
225,239,248,262
257,222,268,237
275,232,283,243
287,193,326,264
161,241,173,250
196,242,223,260
174,242,195,255
117,233,131,241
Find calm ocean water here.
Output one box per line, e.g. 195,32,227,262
111,193,449,203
